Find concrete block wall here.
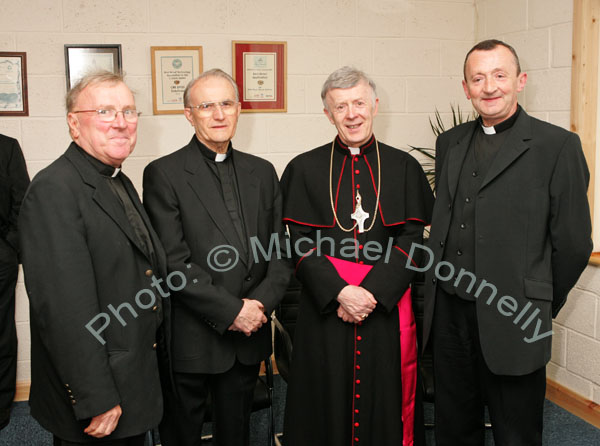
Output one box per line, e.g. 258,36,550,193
1,0,475,385
476,0,600,404
6,0,598,407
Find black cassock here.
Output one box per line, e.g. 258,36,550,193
281,135,433,446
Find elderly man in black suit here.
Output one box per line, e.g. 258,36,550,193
143,68,291,446
0,134,29,429
20,71,168,445
422,40,592,446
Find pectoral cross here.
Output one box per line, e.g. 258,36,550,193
351,190,370,233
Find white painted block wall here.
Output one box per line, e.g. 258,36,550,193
5,0,599,407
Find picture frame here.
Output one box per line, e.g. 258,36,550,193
151,46,203,115
0,52,28,116
64,44,122,90
232,41,287,113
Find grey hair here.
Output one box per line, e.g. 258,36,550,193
65,70,127,113
321,66,377,110
183,68,239,107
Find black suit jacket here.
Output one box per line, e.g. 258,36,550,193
143,137,292,374
423,109,592,376
0,134,29,259
19,143,169,442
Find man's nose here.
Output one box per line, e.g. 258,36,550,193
483,77,496,93
346,104,357,118
213,105,226,119
112,111,128,127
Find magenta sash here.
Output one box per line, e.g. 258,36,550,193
326,255,417,445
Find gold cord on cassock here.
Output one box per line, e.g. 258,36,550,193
329,138,381,233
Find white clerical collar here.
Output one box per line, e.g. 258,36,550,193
215,152,228,162
481,124,496,135
348,147,361,155
111,167,121,178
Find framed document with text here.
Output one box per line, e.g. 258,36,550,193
0,52,28,116
151,46,203,115
232,41,287,113
65,44,122,90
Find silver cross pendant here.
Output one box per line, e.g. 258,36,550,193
351,190,370,233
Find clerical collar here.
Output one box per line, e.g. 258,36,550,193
195,136,232,162
75,144,121,177
479,105,521,135
334,134,376,156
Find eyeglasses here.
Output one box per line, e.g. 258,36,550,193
71,109,141,123
187,100,238,115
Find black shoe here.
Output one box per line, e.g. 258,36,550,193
0,408,10,430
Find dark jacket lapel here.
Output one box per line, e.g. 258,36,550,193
120,173,168,273
446,122,476,201
182,142,247,261
233,151,260,266
64,144,151,261
479,111,532,190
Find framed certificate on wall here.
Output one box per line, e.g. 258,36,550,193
64,44,122,90
0,52,28,116
232,41,287,113
151,46,203,115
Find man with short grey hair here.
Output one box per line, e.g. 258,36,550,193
143,68,291,446
281,66,433,446
20,71,168,445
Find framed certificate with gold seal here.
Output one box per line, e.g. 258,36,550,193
151,46,203,115
232,41,287,113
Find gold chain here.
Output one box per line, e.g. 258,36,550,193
328,138,381,233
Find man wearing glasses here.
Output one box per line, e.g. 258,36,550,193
19,71,168,445
143,69,291,446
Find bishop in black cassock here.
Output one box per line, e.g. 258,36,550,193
281,67,433,446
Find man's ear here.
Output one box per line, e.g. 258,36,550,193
183,108,195,126
462,80,471,100
324,107,336,125
67,113,80,139
516,72,528,93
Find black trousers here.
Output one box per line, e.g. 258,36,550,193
432,288,546,446
0,243,17,413
160,359,259,446
53,433,145,445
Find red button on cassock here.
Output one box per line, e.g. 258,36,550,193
354,422,359,427
356,184,361,189
355,438,359,442
357,336,362,341
355,409,359,414
356,365,361,370
356,379,361,384
355,394,360,399
355,170,360,174
356,350,361,355
359,244,364,249
359,261,364,264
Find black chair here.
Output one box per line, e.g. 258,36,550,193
411,270,435,428
146,357,276,446
273,275,302,383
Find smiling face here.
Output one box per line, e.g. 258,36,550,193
184,76,241,154
462,45,527,127
67,81,137,167
324,80,379,147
